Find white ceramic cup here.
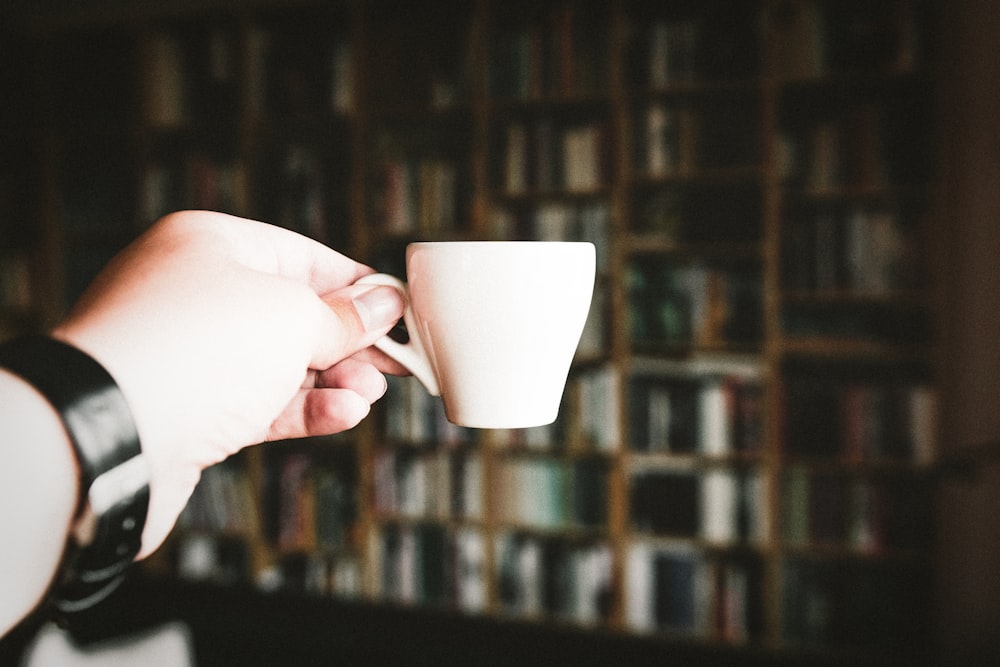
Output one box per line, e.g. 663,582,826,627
358,241,596,429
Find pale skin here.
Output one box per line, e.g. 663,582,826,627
0,211,407,636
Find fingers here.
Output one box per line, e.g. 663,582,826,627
268,387,373,441
315,357,388,403
350,346,412,377
311,283,405,371
274,358,392,441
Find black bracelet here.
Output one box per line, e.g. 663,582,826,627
0,336,149,618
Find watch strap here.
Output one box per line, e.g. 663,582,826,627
0,335,148,615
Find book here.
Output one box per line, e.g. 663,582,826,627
576,366,620,451
653,547,707,634
647,19,700,87
455,528,487,613
701,469,738,544
699,380,732,457
142,32,187,127
782,468,810,545
504,122,529,194
644,103,676,176
626,542,656,632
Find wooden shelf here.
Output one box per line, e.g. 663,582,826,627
8,0,942,661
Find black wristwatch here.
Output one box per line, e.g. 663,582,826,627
0,336,149,617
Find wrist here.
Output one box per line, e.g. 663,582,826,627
0,336,149,618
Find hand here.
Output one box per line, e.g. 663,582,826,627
51,211,405,557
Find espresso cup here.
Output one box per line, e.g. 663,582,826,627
358,241,596,428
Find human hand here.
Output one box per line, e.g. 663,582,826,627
50,211,405,557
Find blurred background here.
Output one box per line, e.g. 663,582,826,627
1,0,999,665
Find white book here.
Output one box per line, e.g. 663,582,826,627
722,562,749,642
435,451,452,520
574,544,612,625
744,470,768,544
647,385,673,452
142,32,187,127
579,202,611,270
333,557,362,599
870,210,904,294
909,385,938,465
845,207,873,293
331,40,353,113
505,123,528,194
564,125,601,192
535,202,575,242
518,538,543,616
626,542,655,632
699,381,731,457
646,103,674,175
398,526,417,604
462,453,484,520
701,469,737,544
649,21,670,88
581,367,621,451
456,529,486,613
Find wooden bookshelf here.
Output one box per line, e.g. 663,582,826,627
6,0,941,662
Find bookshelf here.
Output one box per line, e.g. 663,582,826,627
8,0,941,662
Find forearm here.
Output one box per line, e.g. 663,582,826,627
0,369,78,636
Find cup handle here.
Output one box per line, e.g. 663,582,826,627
356,273,441,397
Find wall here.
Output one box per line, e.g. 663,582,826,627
936,0,1000,661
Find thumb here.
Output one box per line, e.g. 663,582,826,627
315,283,404,368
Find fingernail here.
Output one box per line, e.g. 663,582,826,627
353,285,404,332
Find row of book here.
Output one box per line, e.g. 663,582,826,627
178,458,259,537
629,467,769,545
782,105,895,192
374,524,487,613
382,375,475,445
627,4,762,88
626,544,762,641
174,533,252,587
488,200,611,271
783,206,918,296
636,101,761,177
629,183,762,243
376,155,462,237
142,21,353,128
783,469,934,552
782,558,929,649
140,153,246,227
628,360,764,455
640,18,700,87
627,259,763,348
259,451,358,553
771,0,924,80
501,119,608,195
256,141,350,246
495,532,612,624
384,367,619,453
490,366,620,453
783,376,937,463
492,457,608,530
490,2,609,100
142,27,241,127
637,103,700,178
247,23,353,117
372,446,484,522
0,249,32,311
